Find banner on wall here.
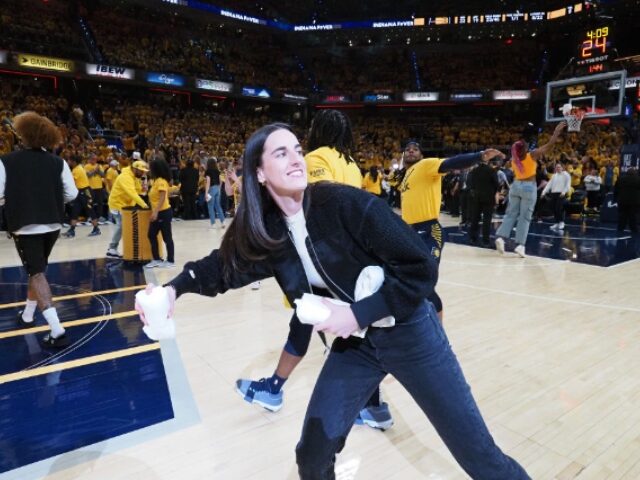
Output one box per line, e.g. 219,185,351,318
18,53,74,72
492,90,531,100
196,79,233,92
86,63,135,80
146,72,185,87
402,92,439,102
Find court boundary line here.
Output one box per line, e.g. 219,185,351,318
441,280,640,312
0,285,145,310
0,343,160,385
0,311,137,340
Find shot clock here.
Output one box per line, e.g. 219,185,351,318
576,26,611,73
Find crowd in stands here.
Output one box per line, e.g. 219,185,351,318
0,0,89,60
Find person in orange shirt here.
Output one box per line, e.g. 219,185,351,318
495,122,566,257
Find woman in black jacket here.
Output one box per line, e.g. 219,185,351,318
136,124,529,480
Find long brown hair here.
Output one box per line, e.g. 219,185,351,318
219,123,292,280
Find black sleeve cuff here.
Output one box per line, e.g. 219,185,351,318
350,292,393,329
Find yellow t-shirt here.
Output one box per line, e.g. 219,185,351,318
513,153,536,180
362,173,382,195
399,158,445,224
84,164,104,190
72,164,90,189
305,147,362,188
149,178,170,212
105,167,119,193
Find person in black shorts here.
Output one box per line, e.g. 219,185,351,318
0,111,78,347
63,154,101,237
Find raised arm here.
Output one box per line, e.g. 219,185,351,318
532,122,567,160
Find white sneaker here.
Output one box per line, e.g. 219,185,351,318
514,245,526,258
159,261,175,268
550,223,559,230
495,237,505,254
250,281,261,290
558,222,565,230
106,248,122,258
145,260,163,268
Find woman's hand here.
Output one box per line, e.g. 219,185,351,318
314,299,360,339
150,211,158,222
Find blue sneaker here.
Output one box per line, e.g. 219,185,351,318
354,402,394,431
235,378,283,412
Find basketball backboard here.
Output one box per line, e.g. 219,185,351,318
545,70,627,122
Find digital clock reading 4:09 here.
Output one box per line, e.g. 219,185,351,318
581,27,609,59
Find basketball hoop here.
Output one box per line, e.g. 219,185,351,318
563,108,586,132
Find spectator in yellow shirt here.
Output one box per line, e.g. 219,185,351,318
145,159,175,268
63,155,101,238
362,166,382,196
84,153,106,221
106,160,149,258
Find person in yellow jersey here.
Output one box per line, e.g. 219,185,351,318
399,139,505,318
145,159,175,269
106,160,149,258
63,155,101,238
236,110,395,431
104,159,120,194
84,153,106,223
495,122,566,258
362,166,382,196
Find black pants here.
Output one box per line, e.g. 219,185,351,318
91,188,105,219
13,230,59,275
148,209,174,262
411,220,443,313
587,190,601,210
181,192,197,219
71,188,97,221
469,197,494,243
617,204,638,233
549,192,565,223
459,189,470,224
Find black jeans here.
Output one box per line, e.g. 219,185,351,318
295,301,529,480
181,192,197,219
549,192,565,223
459,189,470,223
617,204,638,232
148,209,174,262
469,197,494,243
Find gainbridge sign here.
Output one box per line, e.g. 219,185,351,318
17,53,74,72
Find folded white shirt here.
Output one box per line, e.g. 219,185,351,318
136,286,176,340
294,266,395,338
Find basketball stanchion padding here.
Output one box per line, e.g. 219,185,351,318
122,207,163,262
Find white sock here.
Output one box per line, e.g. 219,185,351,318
42,307,65,338
22,299,38,323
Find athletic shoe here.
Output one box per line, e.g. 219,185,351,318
62,223,70,228
514,244,526,258
235,378,283,412
88,228,101,237
144,260,163,269
550,223,559,230
159,261,175,268
106,248,122,258
354,402,394,431
40,333,70,349
250,281,261,290
558,222,565,230
63,229,75,238
495,237,505,254
16,310,34,328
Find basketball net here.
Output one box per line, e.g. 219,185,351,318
564,108,586,132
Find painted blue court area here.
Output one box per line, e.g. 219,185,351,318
0,259,174,475
444,220,640,267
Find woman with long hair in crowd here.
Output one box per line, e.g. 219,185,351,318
145,158,175,268
495,121,566,258
136,123,530,480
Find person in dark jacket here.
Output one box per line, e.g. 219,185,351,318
178,159,199,219
614,167,640,233
0,112,78,347
468,157,500,246
136,123,529,480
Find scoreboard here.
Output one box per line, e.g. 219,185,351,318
576,26,611,74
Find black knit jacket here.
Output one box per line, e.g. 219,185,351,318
167,183,436,330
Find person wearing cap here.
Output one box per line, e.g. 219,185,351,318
104,158,120,194
106,160,149,258
399,139,505,319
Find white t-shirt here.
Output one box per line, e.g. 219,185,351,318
285,208,328,289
